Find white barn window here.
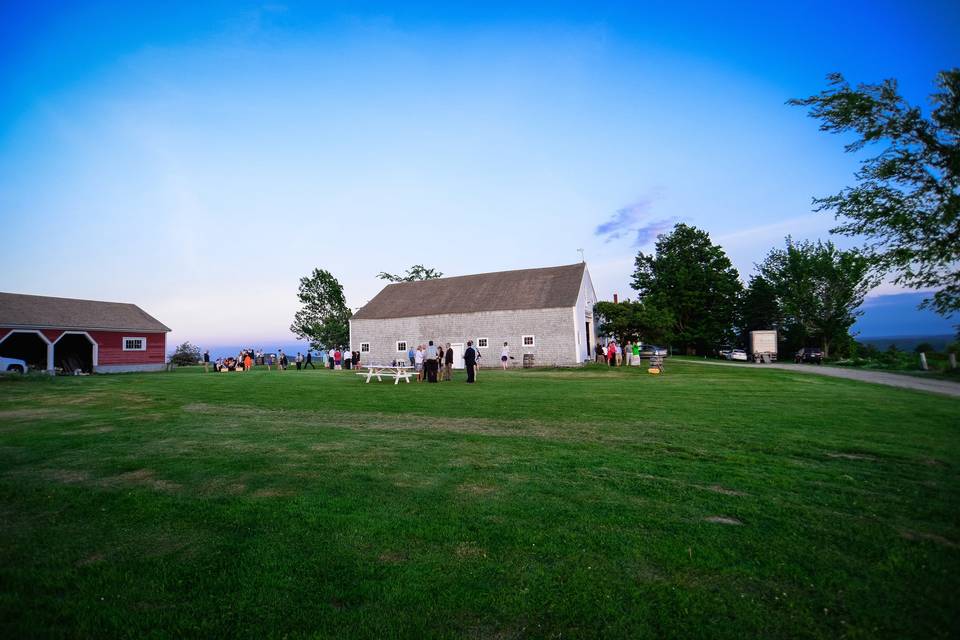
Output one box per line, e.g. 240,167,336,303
123,336,146,351
477,338,488,348
522,335,535,347
360,342,370,352
396,341,407,352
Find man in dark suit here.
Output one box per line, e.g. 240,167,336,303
444,342,454,381
463,340,477,383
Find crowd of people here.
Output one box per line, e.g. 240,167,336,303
593,341,642,366
200,340,507,384
201,346,363,373
393,340,489,383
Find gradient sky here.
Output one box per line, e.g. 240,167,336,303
2,1,958,348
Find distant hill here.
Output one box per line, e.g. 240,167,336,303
857,334,955,352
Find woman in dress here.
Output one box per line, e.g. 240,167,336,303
500,342,510,370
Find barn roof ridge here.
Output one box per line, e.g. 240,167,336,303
352,262,588,320
0,291,171,333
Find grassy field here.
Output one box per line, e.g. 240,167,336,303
0,362,957,638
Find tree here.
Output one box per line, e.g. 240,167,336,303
739,275,781,336
631,223,743,354
169,341,201,366
377,265,444,282
758,238,880,358
789,70,960,317
593,300,674,347
290,269,351,350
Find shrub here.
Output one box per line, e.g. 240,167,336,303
169,342,202,366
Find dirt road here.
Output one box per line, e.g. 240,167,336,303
685,359,960,398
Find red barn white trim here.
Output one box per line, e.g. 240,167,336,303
0,292,170,373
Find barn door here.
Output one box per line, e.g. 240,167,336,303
449,343,465,369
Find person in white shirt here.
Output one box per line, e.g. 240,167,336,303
500,342,510,370
615,343,622,366
414,345,425,382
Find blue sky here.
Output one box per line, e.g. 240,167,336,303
1,1,958,347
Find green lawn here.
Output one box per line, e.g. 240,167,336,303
0,362,957,638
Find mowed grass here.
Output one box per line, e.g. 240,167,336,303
0,362,957,639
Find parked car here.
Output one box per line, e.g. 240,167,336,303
638,345,669,358
795,347,824,364
0,357,28,374
719,347,748,361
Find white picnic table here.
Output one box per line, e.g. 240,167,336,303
356,364,413,384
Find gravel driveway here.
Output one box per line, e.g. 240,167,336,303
685,359,960,398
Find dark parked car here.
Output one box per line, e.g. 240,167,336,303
795,347,824,364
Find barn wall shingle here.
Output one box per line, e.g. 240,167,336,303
350,307,580,367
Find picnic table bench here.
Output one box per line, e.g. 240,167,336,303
356,364,413,384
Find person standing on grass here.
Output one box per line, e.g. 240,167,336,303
277,349,286,371
203,349,210,373
436,344,445,380
244,350,253,372
353,350,360,370
334,348,341,370
444,343,453,380
615,343,622,366
407,345,416,367
606,342,615,366
295,352,303,370
414,345,424,381
463,340,478,383
327,349,334,369
500,342,510,370
632,341,640,366
624,341,632,367
264,352,273,371
595,342,604,364
304,350,315,369
425,341,438,383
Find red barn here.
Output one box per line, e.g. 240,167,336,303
0,292,170,373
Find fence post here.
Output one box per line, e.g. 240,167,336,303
919,352,929,371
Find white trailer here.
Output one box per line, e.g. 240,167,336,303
749,330,778,363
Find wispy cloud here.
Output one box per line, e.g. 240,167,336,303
595,200,651,239
594,198,677,247
633,219,677,247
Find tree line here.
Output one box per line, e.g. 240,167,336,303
598,68,958,357
595,224,877,357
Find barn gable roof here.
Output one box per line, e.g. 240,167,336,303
352,263,588,320
0,292,171,332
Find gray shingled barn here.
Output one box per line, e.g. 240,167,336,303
349,263,598,368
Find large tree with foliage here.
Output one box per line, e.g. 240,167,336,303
789,70,960,317
739,275,781,338
290,269,351,350
377,265,444,283
631,223,743,354
593,300,674,347
758,238,879,358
